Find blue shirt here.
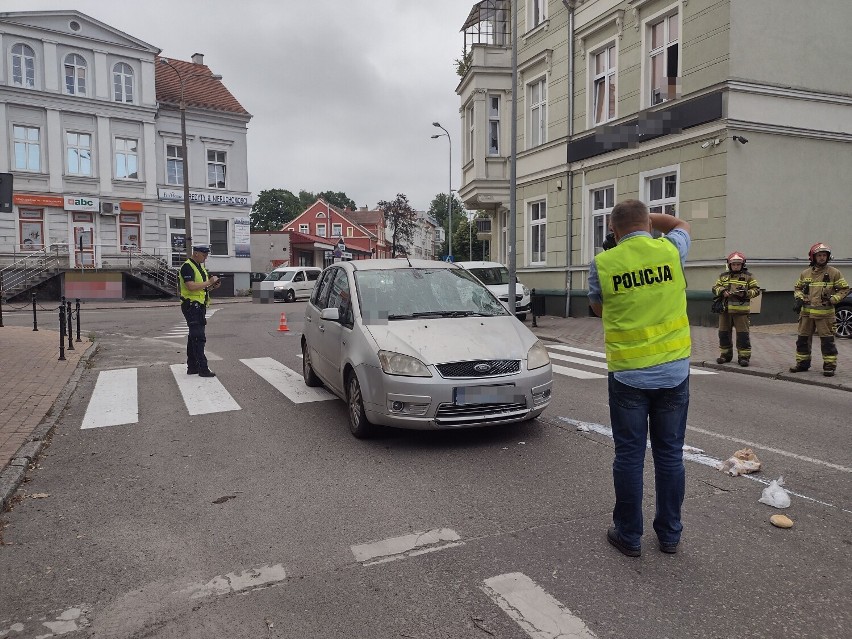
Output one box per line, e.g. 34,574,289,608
588,228,691,389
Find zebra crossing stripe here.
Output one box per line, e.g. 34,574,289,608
169,364,241,415
546,344,716,376
549,352,608,370
547,344,605,358
81,368,139,429
482,572,597,639
240,358,335,403
551,364,605,379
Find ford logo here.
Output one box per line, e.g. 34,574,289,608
474,363,491,373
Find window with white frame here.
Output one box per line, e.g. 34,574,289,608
346,226,354,237
648,11,679,106
299,223,309,234
207,150,227,189
114,137,139,179
64,53,87,95
528,77,547,148
209,219,229,256
113,62,134,103
488,95,500,155
166,144,183,185
11,43,36,88
331,223,342,237
528,0,547,30
14,125,41,171
590,186,615,255
467,103,475,162
316,223,327,237
66,132,92,176
591,44,616,125
529,200,546,264
647,172,678,216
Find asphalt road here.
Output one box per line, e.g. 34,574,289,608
1,302,850,638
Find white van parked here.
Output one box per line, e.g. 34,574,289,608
261,266,322,302
455,261,531,320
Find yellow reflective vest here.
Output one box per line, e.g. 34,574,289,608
794,264,850,318
179,259,210,305
712,269,760,314
594,235,691,372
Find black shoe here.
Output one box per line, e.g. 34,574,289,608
738,359,749,367
788,364,809,373
823,369,835,377
199,370,216,378
659,541,679,554
716,357,727,364
607,527,640,557
187,369,199,375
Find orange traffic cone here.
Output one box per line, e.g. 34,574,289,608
277,312,290,332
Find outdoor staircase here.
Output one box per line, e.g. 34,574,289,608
0,246,63,301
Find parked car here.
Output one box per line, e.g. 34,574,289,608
836,291,852,338
261,266,321,302
301,259,553,438
455,261,531,321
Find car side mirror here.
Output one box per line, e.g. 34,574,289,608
320,307,340,321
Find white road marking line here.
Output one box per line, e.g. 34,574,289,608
169,364,241,415
552,364,605,379
546,346,715,375
240,358,335,403
178,564,287,599
351,528,462,565
81,368,138,429
547,344,605,358
558,416,852,514
686,425,852,474
549,352,608,369
482,572,597,639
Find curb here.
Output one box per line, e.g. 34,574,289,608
0,340,98,513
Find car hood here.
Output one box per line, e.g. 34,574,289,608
364,316,535,364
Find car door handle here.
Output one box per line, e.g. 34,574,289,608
318,325,325,332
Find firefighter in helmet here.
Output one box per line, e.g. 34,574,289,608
789,243,850,377
712,252,761,366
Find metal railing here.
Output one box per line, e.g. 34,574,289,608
0,244,65,300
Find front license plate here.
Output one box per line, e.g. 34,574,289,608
454,384,519,406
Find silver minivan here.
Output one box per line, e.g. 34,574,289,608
301,259,553,438
262,266,321,302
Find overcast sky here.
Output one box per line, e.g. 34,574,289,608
6,0,472,211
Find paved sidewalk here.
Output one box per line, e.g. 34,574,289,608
1,301,848,510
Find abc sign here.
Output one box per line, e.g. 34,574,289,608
65,196,100,212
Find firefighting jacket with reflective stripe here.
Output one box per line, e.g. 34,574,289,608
179,259,211,305
712,269,760,314
594,235,691,372
793,265,850,318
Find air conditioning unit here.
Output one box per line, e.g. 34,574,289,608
101,202,120,215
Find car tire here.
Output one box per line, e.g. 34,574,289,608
346,372,374,439
302,341,322,387
285,289,296,303
835,306,852,338
517,313,527,322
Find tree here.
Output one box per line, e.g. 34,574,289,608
427,192,466,257
251,188,301,231
378,194,417,258
453,213,487,262
296,190,358,213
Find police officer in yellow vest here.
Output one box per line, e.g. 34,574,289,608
179,245,220,377
589,199,691,557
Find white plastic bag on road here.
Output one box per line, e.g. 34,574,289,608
758,476,791,509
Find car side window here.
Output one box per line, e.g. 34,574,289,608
326,270,353,326
307,270,320,281
294,271,305,282
312,269,336,307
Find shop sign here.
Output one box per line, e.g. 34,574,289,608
157,188,253,206
65,196,100,212
14,194,64,207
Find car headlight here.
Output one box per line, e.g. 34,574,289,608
522,286,530,296
527,340,550,370
378,350,432,377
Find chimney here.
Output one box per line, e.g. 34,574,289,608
191,52,204,65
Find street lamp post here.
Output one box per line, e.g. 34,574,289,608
431,122,452,261
159,59,222,258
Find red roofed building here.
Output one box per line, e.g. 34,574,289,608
284,200,390,262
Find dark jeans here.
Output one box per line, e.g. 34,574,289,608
181,301,208,372
608,374,690,548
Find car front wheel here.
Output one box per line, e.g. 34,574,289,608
835,306,852,338
346,372,374,438
302,341,321,387
285,289,296,303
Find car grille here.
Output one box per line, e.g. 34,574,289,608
436,360,520,378
498,294,524,302
435,402,529,427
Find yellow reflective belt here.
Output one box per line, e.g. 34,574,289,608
607,335,692,363
605,314,689,343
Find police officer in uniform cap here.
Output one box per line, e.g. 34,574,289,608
179,245,220,377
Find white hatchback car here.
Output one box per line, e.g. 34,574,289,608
301,259,553,438
261,266,322,302
455,261,532,321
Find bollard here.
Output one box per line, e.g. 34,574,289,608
75,299,82,342
32,292,38,331
531,288,538,328
58,303,66,361
66,300,74,350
